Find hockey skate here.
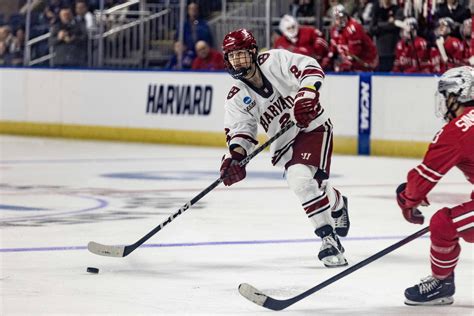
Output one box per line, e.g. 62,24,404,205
315,225,348,268
332,196,350,237
404,274,455,306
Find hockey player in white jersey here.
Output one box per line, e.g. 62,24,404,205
219,29,350,267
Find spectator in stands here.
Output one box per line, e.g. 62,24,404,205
434,0,471,39
353,0,375,32
50,7,88,67
371,0,400,72
274,14,329,65
0,26,15,65
432,17,465,73
75,0,95,32
191,40,224,71
290,0,315,18
178,2,213,52
327,4,378,72
189,0,222,19
460,18,472,65
9,27,25,66
43,0,65,26
0,42,7,66
0,25,15,51
166,41,195,70
392,17,432,73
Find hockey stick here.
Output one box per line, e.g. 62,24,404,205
88,121,296,257
239,226,429,311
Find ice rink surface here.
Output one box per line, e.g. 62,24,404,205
1,135,473,315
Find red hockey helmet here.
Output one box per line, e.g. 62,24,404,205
222,29,258,79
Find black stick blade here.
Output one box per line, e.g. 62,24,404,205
88,241,125,257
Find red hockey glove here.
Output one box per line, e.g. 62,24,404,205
293,87,320,128
220,149,247,186
396,183,430,225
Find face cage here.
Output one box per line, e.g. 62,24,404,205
435,91,460,121
224,49,257,80
335,16,348,30
284,25,298,40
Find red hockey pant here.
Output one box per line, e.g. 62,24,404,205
429,199,474,279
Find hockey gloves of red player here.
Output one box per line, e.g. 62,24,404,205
220,149,247,186
396,182,430,225
294,86,320,128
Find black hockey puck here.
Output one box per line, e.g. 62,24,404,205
87,267,99,274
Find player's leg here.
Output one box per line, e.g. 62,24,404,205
322,180,350,236
294,122,350,237
286,164,347,267
285,123,348,267
404,200,474,306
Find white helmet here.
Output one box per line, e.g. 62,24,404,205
435,66,474,120
333,4,349,29
401,17,418,39
279,14,299,43
436,17,456,37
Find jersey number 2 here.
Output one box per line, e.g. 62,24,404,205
279,113,291,128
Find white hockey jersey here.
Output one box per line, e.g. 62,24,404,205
224,49,329,168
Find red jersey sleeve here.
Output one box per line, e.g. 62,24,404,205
273,36,291,50
405,127,461,203
392,40,404,72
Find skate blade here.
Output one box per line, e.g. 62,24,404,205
322,254,348,268
404,296,454,306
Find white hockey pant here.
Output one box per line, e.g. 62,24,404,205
286,164,344,230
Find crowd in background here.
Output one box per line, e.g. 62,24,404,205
0,0,472,73
281,0,472,73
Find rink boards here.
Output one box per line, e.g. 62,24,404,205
0,67,443,157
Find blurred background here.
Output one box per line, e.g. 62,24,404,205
0,0,471,72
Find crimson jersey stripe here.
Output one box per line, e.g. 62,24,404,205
304,193,330,217
301,68,325,80
272,138,296,166
230,134,258,145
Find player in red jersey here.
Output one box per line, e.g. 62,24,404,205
274,15,329,65
434,17,466,72
330,4,378,72
392,18,432,73
320,26,342,71
396,66,474,306
460,18,472,66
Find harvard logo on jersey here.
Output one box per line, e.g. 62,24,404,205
227,86,240,100
258,53,270,65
